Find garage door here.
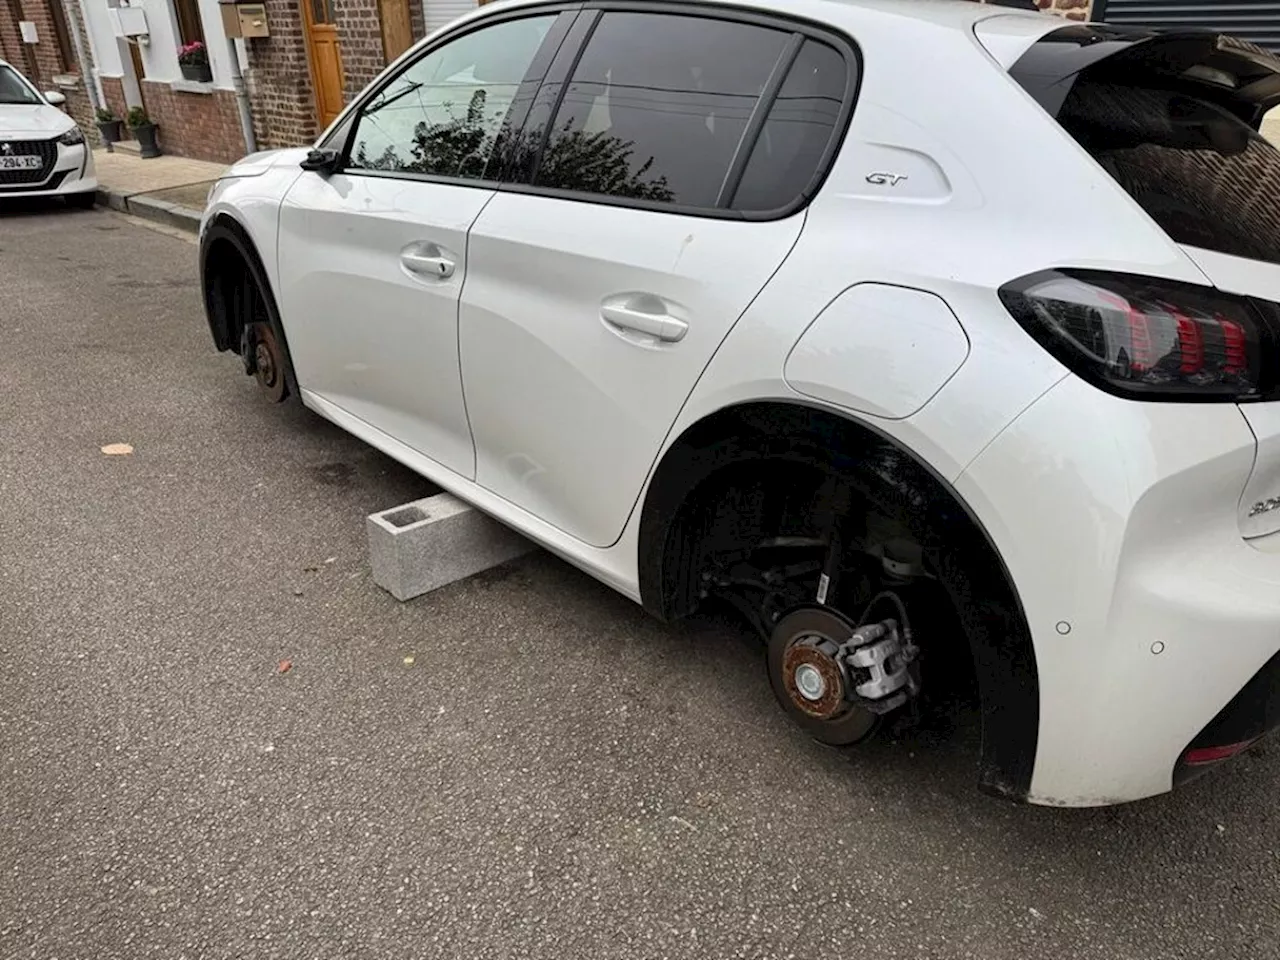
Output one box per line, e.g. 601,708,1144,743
424,0,477,33
1094,0,1280,51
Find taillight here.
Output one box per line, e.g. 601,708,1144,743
1184,739,1260,766
999,270,1280,402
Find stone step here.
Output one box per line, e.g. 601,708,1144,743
110,138,142,156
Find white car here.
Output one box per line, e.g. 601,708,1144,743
0,59,95,206
200,0,1280,807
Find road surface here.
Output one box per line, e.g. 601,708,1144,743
1,204,1277,959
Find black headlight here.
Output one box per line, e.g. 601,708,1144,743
58,127,84,146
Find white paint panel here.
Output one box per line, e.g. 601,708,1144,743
784,284,970,421
197,0,237,87
81,0,124,76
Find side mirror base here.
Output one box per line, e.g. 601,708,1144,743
300,148,340,175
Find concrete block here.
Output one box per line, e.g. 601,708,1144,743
367,493,535,601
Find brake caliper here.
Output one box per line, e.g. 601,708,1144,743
836,618,919,715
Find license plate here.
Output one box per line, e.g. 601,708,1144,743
0,155,42,170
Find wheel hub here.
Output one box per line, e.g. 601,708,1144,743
781,635,847,720
794,662,826,701
249,322,287,403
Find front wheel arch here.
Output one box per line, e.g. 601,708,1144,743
636,401,1040,801
200,214,299,401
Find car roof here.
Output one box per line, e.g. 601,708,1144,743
486,0,1046,31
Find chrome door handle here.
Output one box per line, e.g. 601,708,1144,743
400,249,456,280
601,302,688,343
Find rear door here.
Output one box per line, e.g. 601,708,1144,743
459,8,855,546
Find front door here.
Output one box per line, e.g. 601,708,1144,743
302,0,345,130
460,11,848,547
276,12,562,478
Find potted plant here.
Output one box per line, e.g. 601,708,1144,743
94,107,123,145
126,106,161,158
177,41,212,83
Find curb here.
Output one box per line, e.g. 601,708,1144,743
95,187,202,235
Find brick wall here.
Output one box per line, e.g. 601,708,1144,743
334,0,385,102
243,0,428,150
139,79,247,163
61,0,98,142
243,0,317,149
0,7,26,75
979,0,1092,17
101,74,127,123
1034,0,1091,18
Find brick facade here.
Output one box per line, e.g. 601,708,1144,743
100,73,127,123
244,0,426,150
243,0,321,149
979,0,1092,17
139,80,247,163
334,0,385,102
0,0,95,137
1041,0,1091,18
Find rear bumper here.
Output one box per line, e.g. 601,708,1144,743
0,141,95,197
959,376,1280,805
1175,631,1280,785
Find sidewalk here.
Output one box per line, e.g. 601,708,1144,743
93,149,228,234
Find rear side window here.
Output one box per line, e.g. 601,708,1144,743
732,39,848,212
533,12,792,207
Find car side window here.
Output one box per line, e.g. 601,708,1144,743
533,12,792,208
346,14,555,181
730,39,848,212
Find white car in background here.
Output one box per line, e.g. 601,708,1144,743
200,0,1280,807
0,58,95,206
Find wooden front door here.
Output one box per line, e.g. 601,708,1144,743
302,0,345,129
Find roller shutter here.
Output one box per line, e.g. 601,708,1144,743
1094,0,1280,51
423,0,477,33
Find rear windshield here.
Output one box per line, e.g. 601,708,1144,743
1011,29,1280,266
1059,82,1280,264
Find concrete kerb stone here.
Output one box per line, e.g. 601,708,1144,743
95,186,202,234
367,493,536,602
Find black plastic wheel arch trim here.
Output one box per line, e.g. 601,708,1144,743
199,215,299,401
636,401,1040,801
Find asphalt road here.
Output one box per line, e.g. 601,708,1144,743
2,204,1278,960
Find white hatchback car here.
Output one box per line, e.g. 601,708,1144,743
200,0,1280,806
0,59,95,206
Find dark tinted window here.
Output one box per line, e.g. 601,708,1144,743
534,13,790,207
732,39,847,211
1055,83,1280,265
1009,27,1280,266
347,16,554,180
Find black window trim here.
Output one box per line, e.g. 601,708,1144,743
324,2,585,190
499,0,863,222
316,0,861,217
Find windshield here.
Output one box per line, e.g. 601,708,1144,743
0,65,40,105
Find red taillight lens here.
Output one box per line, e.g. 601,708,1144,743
1184,739,1260,766
1000,270,1280,401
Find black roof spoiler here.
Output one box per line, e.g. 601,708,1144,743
1010,24,1280,128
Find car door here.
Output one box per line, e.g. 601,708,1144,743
460,10,854,545
276,10,567,479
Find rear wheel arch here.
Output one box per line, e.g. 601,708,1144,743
200,214,299,399
636,401,1040,800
